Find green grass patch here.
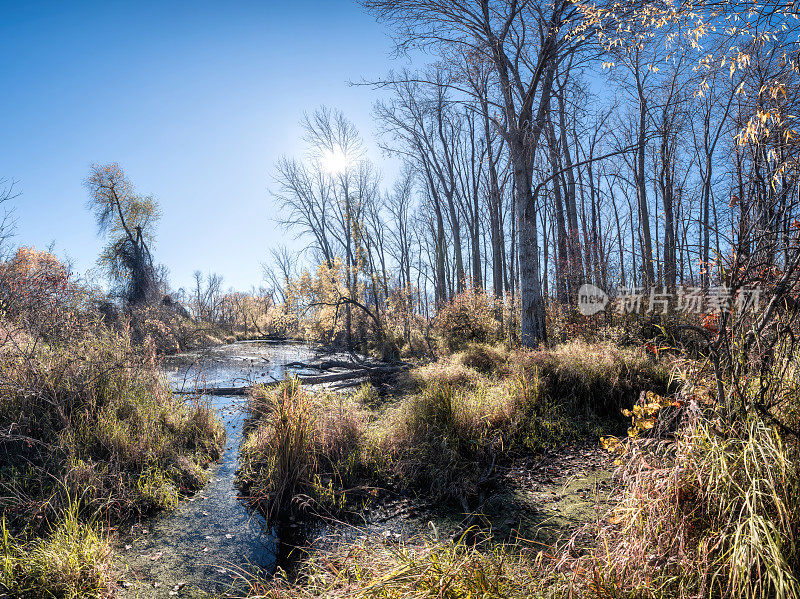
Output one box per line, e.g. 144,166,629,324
1,501,114,599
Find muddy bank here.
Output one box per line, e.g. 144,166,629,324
297,443,614,561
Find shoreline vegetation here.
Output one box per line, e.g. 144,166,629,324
0,250,226,598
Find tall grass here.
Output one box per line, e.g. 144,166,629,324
1,269,225,596
239,379,370,519
376,341,668,505
512,340,671,417
565,417,800,599
1,499,114,599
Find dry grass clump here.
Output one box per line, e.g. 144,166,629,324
0,320,225,526
457,342,509,375
405,359,487,389
377,374,584,504
511,340,670,417
373,341,668,505
239,379,373,520
379,382,505,503
562,417,800,599
1,502,114,599
246,534,549,599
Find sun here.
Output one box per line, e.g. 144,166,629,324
321,148,351,175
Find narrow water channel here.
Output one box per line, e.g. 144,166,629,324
116,341,336,598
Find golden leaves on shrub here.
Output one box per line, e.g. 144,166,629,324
602,391,680,464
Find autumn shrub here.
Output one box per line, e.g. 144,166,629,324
0,254,225,530
434,287,501,351
257,305,298,338
407,329,430,355
0,247,88,331
546,302,609,343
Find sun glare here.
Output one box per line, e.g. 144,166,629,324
321,148,351,174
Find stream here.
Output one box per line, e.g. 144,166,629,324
116,341,343,598
114,341,614,597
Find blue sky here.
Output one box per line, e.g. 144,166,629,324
0,0,415,292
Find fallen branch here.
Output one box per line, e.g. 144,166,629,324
172,367,406,395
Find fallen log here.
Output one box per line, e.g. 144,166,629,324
173,369,373,395
283,359,404,372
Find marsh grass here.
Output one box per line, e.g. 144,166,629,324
239,406,800,599
376,341,669,503
0,325,225,524
513,340,671,417
1,498,114,599
456,342,510,375
239,379,372,519
239,340,668,519
237,341,800,599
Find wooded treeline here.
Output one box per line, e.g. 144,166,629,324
263,0,800,348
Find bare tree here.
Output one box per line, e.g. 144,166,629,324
0,178,19,258
262,245,297,308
